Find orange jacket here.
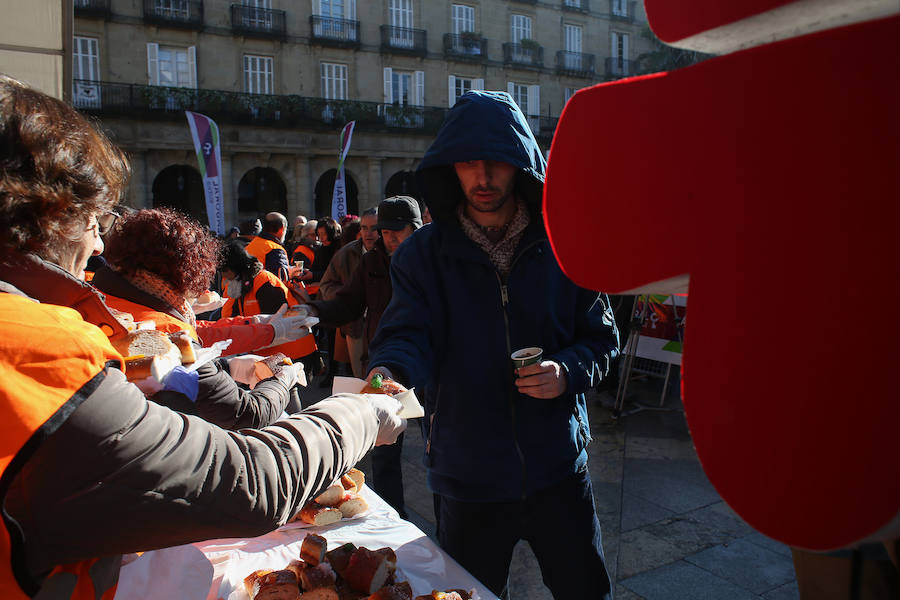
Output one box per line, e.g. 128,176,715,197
0,294,122,599
245,235,289,281
222,270,317,360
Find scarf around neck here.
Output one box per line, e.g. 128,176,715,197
118,267,196,327
457,197,531,277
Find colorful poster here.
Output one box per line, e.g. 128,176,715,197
331,121,356,221
633,294,687,365
185,111,225,235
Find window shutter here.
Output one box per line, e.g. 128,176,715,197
611,32,617,59
311,0,320,16
414,71,424,106
147,43,159,85
187,46,197,88
345,0,356,19
448,75,456,107
507,81,514,97
474,78,484,91
527,84,539,116
383,67,393,104
623,33,630,60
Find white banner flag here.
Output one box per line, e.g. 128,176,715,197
185,111,225,235
331,121,356,221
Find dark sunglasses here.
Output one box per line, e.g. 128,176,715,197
97,211,120,235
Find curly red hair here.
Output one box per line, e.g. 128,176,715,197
103,208,220,297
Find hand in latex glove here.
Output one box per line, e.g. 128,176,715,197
366,394,407,446
228,354,265,388
269,310,313,346
161,366,200,402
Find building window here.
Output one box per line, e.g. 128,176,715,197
564,24,582,53
447,75,483,107
241,0,273,28
388,0,413,48
73,36,100,108
147,43,196,88
564,0,582,7
73,36,100,81
612,0,628,17
452,4,475,34
244,55,273,94
321,62,348,100
383,68,424,127
611,30,631,75
154,0,190,19
508,81,540,132
564,87,578,105
510,14,532,43
316,0,355,19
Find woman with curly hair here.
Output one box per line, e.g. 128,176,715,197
0,75,401,600
93,207,313,428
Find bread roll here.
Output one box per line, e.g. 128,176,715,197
337,494,368,518
114,330,182,382
343,548,389,594
297,502,342,527
254,353,293,381
243,569,299,600
299,562,336,591
167,331,196,364
369,582,413,600
197,290,220,304
314,484,344,507
300,533,328,566
324,543,356,578
359,374,405,396
344,468,365,491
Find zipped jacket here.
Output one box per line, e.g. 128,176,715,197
368,91,619,501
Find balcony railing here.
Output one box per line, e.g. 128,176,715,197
380,25,427,57
143,0,204,30
309,15,360,48
230,4,286,39
610,0,637,22
605,57,638,78
556,51,595,77
502,42,543,68
74,0,111,19
561,0,589,12
510,0,538,4
443,33,487,62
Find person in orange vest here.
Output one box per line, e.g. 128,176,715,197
94,207,313,428
220,240,319,369
244,212,291,281
0,74,405,600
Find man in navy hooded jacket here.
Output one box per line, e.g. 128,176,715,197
367,91,618,598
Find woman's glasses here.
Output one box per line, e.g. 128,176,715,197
96,211,120,235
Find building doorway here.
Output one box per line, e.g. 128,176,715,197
152,165,206,224
314,168,359,218
237,167,287,219
384,170,419,200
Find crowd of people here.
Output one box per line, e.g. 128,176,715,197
0,74,619,600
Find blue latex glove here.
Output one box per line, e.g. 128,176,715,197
162,366,200,402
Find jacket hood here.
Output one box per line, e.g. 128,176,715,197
417,91,547,224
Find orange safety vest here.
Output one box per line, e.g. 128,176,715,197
0,294,123,599
101,293,199,341
222,270,317,360
292,244,315,264
245,236,286,273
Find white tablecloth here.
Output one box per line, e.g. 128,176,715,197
114,486,496,600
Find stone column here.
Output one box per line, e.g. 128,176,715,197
222,151,235,229
367,156,384,210
294,155,313,219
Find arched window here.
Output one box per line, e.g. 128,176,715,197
314,168,359,218
237,167,287,218
152,165,205,224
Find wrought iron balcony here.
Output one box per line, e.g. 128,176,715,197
561,0,589,12
380,25,427,57
443,33,487,62
556,51,595,77
70,80,466,135
143,0,203,30
74,0,111,19
609,0,637,22
231,4,286,39
502,42,543,69
510,0,538,4
605,57,638,78
309,15,360,48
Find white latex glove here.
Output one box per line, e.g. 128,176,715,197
253,304,287,325
366,394,407,446
228,354,265,388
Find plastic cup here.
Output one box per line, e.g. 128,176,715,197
511,347,543,370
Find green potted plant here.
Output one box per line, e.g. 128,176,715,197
519,37,541,51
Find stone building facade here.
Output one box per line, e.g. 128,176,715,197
72,0,651,229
